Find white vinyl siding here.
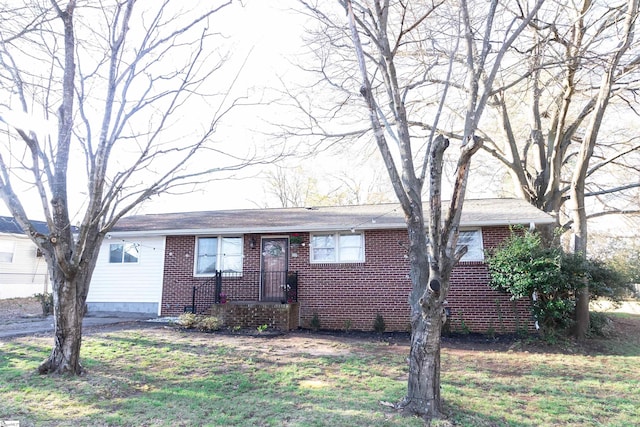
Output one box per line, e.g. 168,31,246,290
0,235,49,298
88,236,165,310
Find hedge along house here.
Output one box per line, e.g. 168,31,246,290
88,198,555,332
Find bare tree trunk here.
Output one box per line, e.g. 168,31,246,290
38,268,85,375
402,305,444,417
37,232,102,375
568,177,590,339
309,0,535,421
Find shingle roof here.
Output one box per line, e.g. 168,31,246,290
0,216,49,235
110,198,555,236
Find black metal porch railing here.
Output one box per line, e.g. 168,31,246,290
187,270,298,314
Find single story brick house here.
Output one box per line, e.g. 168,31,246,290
87,198,554,333
0,216,50,299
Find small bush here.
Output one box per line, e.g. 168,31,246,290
34,292,53,316
309,312,321,330
588,311,615,337
486,325,496,339
197,315,223,332
457,318,470,335
177,313,222,332
177,313,199,328
373,313,386,333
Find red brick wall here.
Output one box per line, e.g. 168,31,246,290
291,229,412,332
160,227,534,333
447,227,533,333
208,302,299,330
161,235,262,315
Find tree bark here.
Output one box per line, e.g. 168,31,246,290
37,230,103,375
38,268,85,375
401,310,444,417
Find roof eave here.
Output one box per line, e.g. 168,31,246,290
107,216,555,237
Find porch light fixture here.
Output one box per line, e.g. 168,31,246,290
250,237,256,249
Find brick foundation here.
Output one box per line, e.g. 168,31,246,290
208,302,299,330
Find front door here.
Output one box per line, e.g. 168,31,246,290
261,238,288,301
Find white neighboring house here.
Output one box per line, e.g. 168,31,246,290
0,216,49,299
87,235,165,315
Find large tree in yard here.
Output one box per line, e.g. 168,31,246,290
299,0,544,420
478,0,640,338
0,0,263,374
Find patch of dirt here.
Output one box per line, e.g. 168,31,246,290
0,297,43,320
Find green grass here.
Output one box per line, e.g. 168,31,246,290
0,317,639,426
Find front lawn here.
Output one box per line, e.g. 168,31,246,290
0,312,638,426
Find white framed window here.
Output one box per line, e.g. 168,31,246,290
195,236,243,276
0,241,14,263
456,229,484,262
109,242,140,263
310,232,364,263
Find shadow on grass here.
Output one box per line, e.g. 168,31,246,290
441,400,535,427
0,340,50,375
1,356,418,426
2,324,638,427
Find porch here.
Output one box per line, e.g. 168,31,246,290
185,270,300,330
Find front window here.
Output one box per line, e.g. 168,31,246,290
109,242,139,263
0,241,14,263
310,232,364,263
456,229,484,262
195,236,243,275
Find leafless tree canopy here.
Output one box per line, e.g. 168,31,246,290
480,0,640,227
0,0,280,228
0,0,273,374
295,0,544,420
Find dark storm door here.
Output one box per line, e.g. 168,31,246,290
261,238,288,301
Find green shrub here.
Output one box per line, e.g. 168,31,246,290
588,311,614,337
373,313,386,333
486,325,496,338
586,258,635,302
457,318,470,335
486,227,631,336
486,229,576,333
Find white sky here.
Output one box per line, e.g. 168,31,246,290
2,0,615,229
140,0,311,213
0,0,314,219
